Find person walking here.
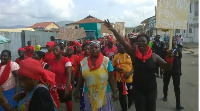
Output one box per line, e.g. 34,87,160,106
24,41,34,57
104,19,173,111
74,40,118,111
15,48,28,64
163,43,184,110
112,43,134,111
44,41,56,65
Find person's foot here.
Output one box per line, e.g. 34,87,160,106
163,96,167,101
128,102,132,109
176,105,184,110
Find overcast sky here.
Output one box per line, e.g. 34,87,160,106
0,0,157,27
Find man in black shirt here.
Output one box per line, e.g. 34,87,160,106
162,44,184,110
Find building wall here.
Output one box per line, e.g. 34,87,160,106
175,0,199,43
45,23,59,30
66,24,79,29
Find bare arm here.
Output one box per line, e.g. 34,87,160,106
65,66,72,90
152,54,172,71
104,19,134,57
0,87,12,111
108,71,118,101
74,73,85,102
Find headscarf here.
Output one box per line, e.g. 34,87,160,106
18,48,26,52
68,46,74,51
18,58,55,86
90,40,100,47
35,51,45,59
46,41,56,48
74,42,82,47
35,45,41,51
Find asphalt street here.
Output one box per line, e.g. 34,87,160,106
60,52,199,111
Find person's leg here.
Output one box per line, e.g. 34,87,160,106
57,90,72,111
133,87,146,111
172,73,184,110
126,83,133,109
117,82,127,111
145,85,157,111
163,71,171,100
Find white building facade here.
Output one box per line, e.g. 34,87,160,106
175,0,199,43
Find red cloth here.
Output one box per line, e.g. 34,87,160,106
108,36,113,41
0,61,11,85
15,56,28,64
24,46,34,57
88,53,104,71
50,57,71,84
135,45,152,62
18,58,55,86
68,46,74,51
68,55,79,74
165,56,174,64
18,48,25,52
74,42,82,47
46,41,56,48
103,46,117,59
44,52,55,65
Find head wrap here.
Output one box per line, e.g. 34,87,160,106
74,42,82,47
35,51,45,59
90,40,100,46
108,37,113,41
35,45,41,51
68,46,74,51
18,48,25,52
18,58,55,86
46,41,56,48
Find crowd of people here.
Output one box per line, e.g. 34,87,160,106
0,20,184,111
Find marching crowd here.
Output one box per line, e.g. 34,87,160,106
0,20,184,111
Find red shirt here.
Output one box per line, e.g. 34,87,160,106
44,52,55,65
15,56,28,64
50,57,71,84
24,46,34,57
103,46,117,59
68,55,79,75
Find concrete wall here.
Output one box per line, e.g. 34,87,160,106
46,23,59,30
0,32,22,61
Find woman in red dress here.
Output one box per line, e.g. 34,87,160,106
44,41,56,65
15,48,28,64
50,44,72,111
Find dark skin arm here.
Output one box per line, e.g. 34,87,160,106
123,69,134,79
12,70,20,93
64,66,72,98
74,73,85,102
0,87,12,111
104,19,135,58
108,71,118,102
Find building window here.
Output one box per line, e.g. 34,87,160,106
176,29,180,33
75,26,78,29
194,1,199,17
189,24,193,33
190,3,192,13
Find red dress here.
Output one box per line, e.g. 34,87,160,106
44,52,55,65
15,56,28,64
50,57,71,86
24,46,34,57
68,55,79,75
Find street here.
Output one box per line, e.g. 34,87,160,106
60,52,199,111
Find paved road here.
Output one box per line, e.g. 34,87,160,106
60,52,198,111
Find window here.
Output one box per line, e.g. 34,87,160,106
189,24,193,33
176,29,180,33
190,3,192,13
194,1,199,16
184,30,185,33
75,26,78,29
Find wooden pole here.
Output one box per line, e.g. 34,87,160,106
169,30,173,50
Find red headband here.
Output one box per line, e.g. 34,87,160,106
18,48,25,52
46,41,56,48
18,58,55,86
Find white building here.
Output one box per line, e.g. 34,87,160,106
175,0,199,43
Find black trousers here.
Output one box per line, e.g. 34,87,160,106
117,82,133,111
163,71,181,106
133,85,157,111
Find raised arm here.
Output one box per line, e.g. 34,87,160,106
104,19,134,57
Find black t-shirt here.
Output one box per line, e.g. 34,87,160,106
29,87,55,111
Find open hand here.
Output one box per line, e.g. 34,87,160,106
112,91,118,102
104,19,115,32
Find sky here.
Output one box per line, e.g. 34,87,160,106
0,0,157,27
